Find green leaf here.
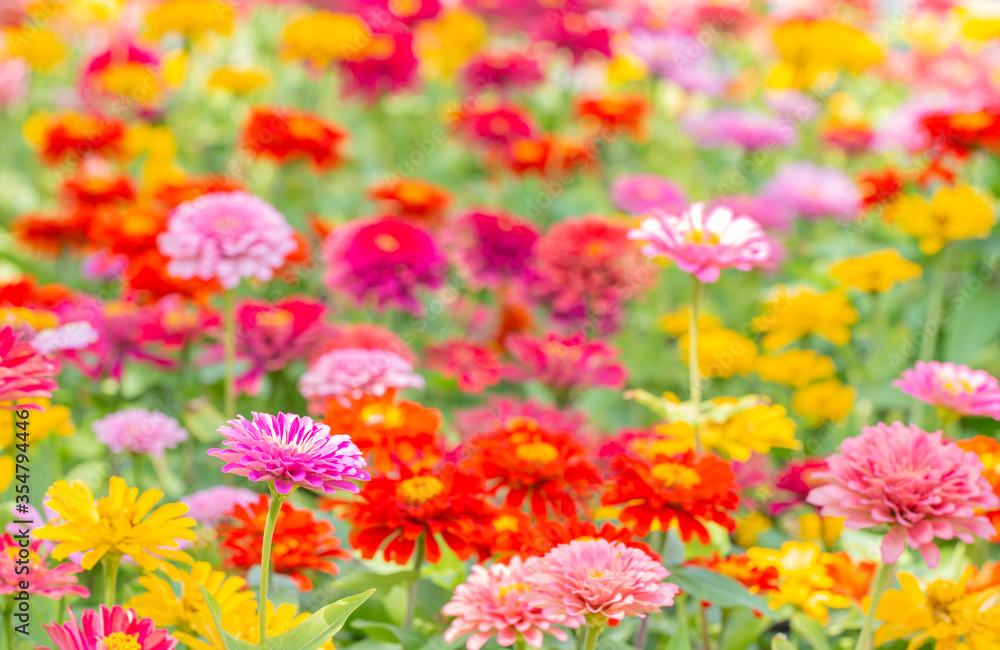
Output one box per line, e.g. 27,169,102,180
771,634,796,650
791,613,831,650
267,589,376,650
183,399,227,444
722,608,772,650
668,567,773,616
415,639,465,650
197,584,258,650
352,620,429,650
326,570,417,593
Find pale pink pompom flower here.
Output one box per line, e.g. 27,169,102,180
525,539,679,623
180,486,259,526
893,361,1000,421
298,348,424,411
628,202,773,283
157,191,297,290
92,408,188,458
443,556,571,650
807,422,998,568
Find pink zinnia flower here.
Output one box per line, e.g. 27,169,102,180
683,109,795,151
630,27,728,95
503,332,627,394
31,322,99,355
758,162,861,221
340,32,419,101
531,216,654,333
628,202,773,283
525,539,679,623
768,457,828,516
0,325,58,409
325,322,416,363
209,411,369,495
610,174,688,217
443,556,572,649
807,422,998,568
92,408,189,458
426,340,502,394
460,105,535,147
157,191,297,290
893,361,1000,421
180,486,259,526
39,605,177,650
0,57,28,109
461,50,544,94
0,533,88,599
707,194,793,231
323,217,447,314
447,209,538,289
299,348,424,408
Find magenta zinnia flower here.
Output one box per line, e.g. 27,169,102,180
447,209,538,289
0,533,88,599
610,173,688,217
893,361,1000,421
39,605,177,650
93,408,188,458
157,191,297,290
461,50,544,94
629,202,773,283
298,348,424,408
503,332,627,394
340,32,419,101
807,422,998,568
0,325,58,409
443,556,572,649
209,411,369,495
525,539,679,623
323,217,447,313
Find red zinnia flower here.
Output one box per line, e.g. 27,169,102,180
61,169,135,207
243,106,349,171
461,416,602,518
459,104,536,147
576,95,649,140
35,112,127,166
122,250,220,305
601,451,740,542
368,178,452,225
217,494,349,591
920,107,1000,156
153,174,244,210
488,509,657,563
12,209,92,256
326,463,495,565
87,203,167,257
857,167,905,210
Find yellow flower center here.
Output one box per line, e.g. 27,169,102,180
374,233,400,253
360,403,403,428
941,379,973,397
493,514,520,532
511,139,546,163
98,63,162,102
99,632,142,650
97,496,138,534
498,583,529,599
651,462,701,489
687,230,721,245
286,116,326,141
926,579,967,613
514,441,559,464
396,182,433,205
396,476,444,506
950,111,993,130
255,311,294,328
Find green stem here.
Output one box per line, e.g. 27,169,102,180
224,289,237,419
854,561,896,650
584,623,605,650
403,533,426,629
2,597,13,650
516,639,527,650
131,452,142,490
103,554,121,606
700,603,712,650
689,277,704,455
259,485,289,650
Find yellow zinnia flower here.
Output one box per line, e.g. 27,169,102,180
830,248,923,293
181,598,336,650
756,349,836,388
207,66,271,95
0,306,59,331
282,11,373,66
145,0,234,40
768,19,883,89
875,570,1000,649
3,26,66,72
752,286,858,351
652,398,799,462
0,398,74,445
747,542,851,623
658,305,723,337
735,511,772,547
679,327,758,378
414,9,486,79
130,562,256,648
792,379,855,427
883,185,995,255
34,476,196,571
798,513,844,549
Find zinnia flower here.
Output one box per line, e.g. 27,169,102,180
217,494,350,591
683,109,795,151
34,477,196,571
209,411,369,495
443,556,572,649
323,217,447,313
502,332,626,400
369,178,452,225
894,361,1000,421
242,107,348,171
426,341,502,394
758,162,861,221
180,486,258,527
92,408,189,458
610,174,688,217
525,539,679,623
830,249,923,292
0,325,58,409
39,605,178,650
0,533,88,599
807,422,999,568
157,191,298,290
299,348,424,409
629,203,773,283
884,185,995,255
745,542,851,623
446,210,538,289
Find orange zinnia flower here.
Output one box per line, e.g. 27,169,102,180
123,250,220,305
958,436,1000,541
576,94,649,140
12,209,92,255
87,203,167,257
368,178,452,225
326,463,495,565
216,494,349,591
36,112,128,166
601,451,740,542
62,170,136,207
242,106,348,171
153,174,244,210
460,416,603,519
820,550,876,603
502,136,553,176
322,390,443,475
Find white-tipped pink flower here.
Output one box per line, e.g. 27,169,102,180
807,422,998,568
628,202,773,283
298,348,424,408
893,361,1000,420
443,557,571,650
524,539,678,623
